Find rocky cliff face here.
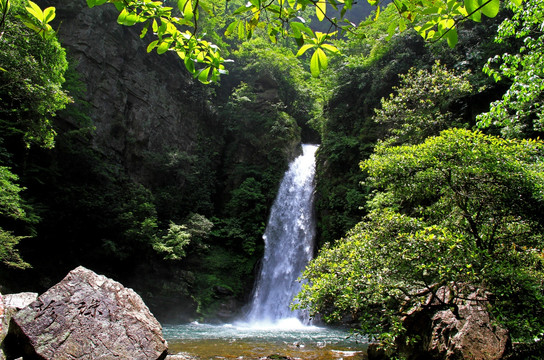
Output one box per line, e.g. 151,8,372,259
20,0,304,322
48,0,222,183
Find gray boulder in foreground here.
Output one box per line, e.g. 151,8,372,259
4,266,168,360
1,292,39,360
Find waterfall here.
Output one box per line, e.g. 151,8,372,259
246,144,318,326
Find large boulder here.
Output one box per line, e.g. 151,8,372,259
4,266,168,360
395,286,510,360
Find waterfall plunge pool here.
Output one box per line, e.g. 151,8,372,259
163,319,369,359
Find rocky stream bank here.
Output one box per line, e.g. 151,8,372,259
0,267,540,360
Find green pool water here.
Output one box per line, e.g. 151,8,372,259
163,319,369,360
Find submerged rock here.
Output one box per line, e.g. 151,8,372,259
4,266,168,360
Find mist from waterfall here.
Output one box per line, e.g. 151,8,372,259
245,144,318,326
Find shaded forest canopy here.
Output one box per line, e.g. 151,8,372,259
1,0,544,354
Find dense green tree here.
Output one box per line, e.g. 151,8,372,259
152,214,213,261
0,0,70,149
374,61,473,146
297,129,544,346
0,0,70,269
0,167,31,268
477,0,544,138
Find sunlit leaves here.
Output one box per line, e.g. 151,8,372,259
16,0,57,40
89,0,228,84
477,0,544,138
89,0,527,81
363,129,544,252
293,31,340,77
407,0,518,48
178,0,194,20
86,0,108,8
374,62,473,146
316,0,326,21
116,7,141,26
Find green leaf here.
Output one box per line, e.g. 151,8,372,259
178,0,194,19
146,39,159,53
140,21,150,38
197,67,211,83
184,56,195,74
310,48,327,77
113,2,124,11
316,0,326,21
156,41,170,54
386,21,397,40
232,3,253,15
296,43,315,56
237,20,245,39
480,0,500,18
26,1,44,22
117,8,140,26
86,0,107,8
321,43,340,54
43,7,55,24
290,22,314,38
464,0,482,21
225,20,238,37
445,27,458,48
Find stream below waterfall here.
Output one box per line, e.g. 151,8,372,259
163,321,368,359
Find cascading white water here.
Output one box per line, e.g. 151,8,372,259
246,144,318,326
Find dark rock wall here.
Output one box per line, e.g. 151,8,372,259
46,0,221,183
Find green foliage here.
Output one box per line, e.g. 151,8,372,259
0,0,70,149
86,0,229,83
86,0,524,79
0,228,29,269
299,128,544,346
0,166,26,221
0,166,31,268
17,0,57,40
477,0,544,138
364,128,544,252
374,61,473,146
296,209,472,345
314,29,427,246
152,214,212,260
153,223,192,260
0,0,69,270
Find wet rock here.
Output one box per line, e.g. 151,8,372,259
4,266,168,360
